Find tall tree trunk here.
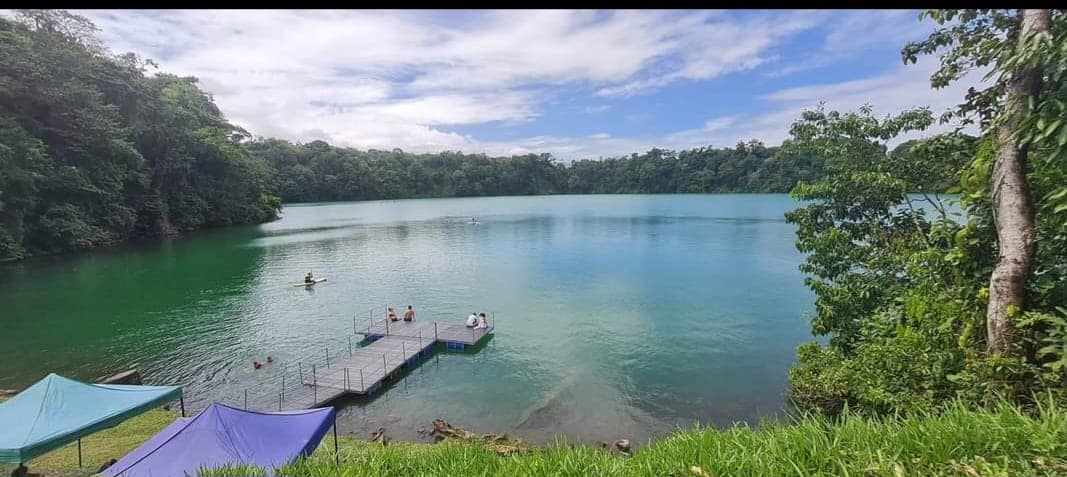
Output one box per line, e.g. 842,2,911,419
986,9,1050,355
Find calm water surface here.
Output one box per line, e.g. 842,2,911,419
1,194,814,444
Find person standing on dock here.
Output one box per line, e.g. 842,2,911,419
404,305,415,322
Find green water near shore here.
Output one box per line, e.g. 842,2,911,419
0,194,813,443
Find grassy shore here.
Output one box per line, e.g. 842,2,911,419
7,399,1064,476
202,400,1067,476
8,399,1067,477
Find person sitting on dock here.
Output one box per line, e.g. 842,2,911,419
387,307,398,322
304,271,314,284
466,312,478,328
404,305,415,322
477,313,488,329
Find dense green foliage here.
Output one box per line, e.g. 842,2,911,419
249,138,824,203
200,399,1067,477
0,12,279,261
787,9,1067,415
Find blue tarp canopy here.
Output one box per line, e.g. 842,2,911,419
102,403,336,477
0,373,182,463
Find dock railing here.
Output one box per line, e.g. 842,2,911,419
220,306,494,413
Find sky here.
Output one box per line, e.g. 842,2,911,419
22,10,979,160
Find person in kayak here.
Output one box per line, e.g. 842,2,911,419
304,271,314,284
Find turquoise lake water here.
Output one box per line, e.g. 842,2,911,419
0,194,815,444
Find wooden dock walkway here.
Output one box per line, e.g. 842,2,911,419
230,317,494,412
290,318,493,408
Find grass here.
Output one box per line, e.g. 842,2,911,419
206,400,1067,477
5,400,1067,476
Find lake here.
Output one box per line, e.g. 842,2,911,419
0,194,814,444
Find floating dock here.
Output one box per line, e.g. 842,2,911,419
227,316,494,413
283,319,493,409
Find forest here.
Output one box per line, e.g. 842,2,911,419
0,11,279,261
247,138,833,203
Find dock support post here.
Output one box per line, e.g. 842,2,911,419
312,364,317,404
180,395,186,417
77,439,82,467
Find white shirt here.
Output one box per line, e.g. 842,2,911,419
466,314,478,327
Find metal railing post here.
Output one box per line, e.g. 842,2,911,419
344,368,349,391
326,346,330,368
312,364,317,404
298,362,304,385
360,368,364,391
353,315,357,334
279,392,283,412
244,389,248,410
385,315,390,335
434,322,438,341
348,335,352,356
382,353,387,375
402,341,407,361
282,367,286,401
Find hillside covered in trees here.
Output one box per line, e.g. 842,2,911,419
247,138,831,203
0,12,280,261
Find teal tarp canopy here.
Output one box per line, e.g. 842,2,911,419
0,373,181,463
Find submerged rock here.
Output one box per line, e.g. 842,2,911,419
429,418,528,455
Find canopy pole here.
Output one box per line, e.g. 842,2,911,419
77,438,82,467
333,419,339,465
179,395,186,417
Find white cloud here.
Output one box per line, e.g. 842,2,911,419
57,9,827,155
1,9,973,159
768,10,932,78
469,58,980,160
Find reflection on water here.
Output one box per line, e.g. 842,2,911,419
0,194,813,444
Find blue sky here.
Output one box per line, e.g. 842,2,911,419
47,10,975,160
